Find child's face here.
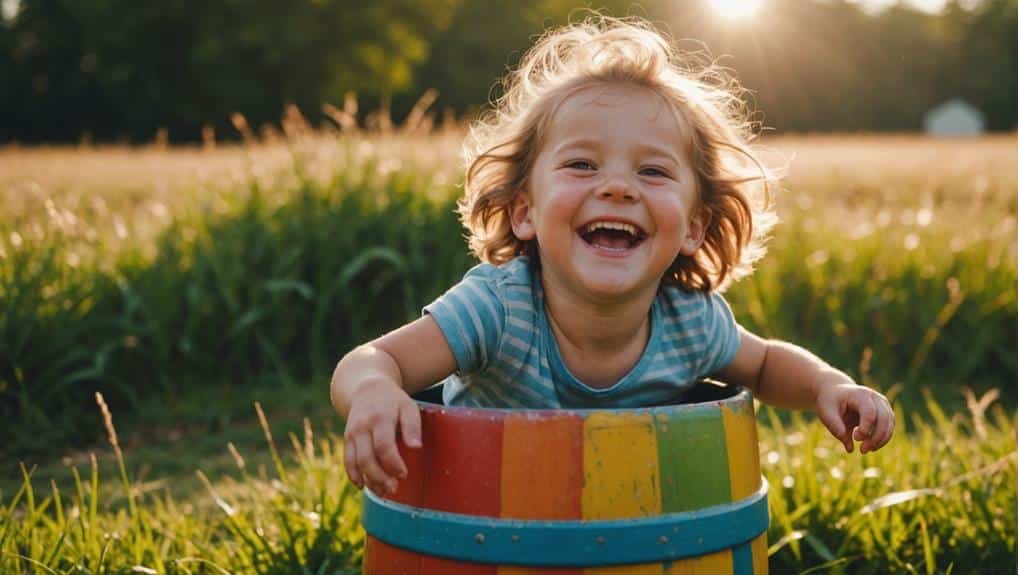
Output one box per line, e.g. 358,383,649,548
511,82,706,302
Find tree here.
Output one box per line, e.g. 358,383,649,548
0,0,460,142
1,0,1014,141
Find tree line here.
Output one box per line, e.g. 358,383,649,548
1,0,1015,143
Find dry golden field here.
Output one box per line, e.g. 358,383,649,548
4,133,1014,262
4,133,1016,201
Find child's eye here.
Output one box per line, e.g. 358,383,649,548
565,160,596,171
639,166,671,178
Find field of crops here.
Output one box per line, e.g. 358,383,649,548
1,133,1015,573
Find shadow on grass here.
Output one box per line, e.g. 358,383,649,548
2,379,342,502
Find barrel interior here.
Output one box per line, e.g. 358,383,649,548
411,379,741,407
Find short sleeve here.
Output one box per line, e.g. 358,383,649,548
422,264,505,375
697,292,741,378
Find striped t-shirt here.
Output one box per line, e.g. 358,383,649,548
423,256,741,409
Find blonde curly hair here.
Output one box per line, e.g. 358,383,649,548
459,15,777,292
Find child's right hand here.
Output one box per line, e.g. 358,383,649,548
342,379,422,496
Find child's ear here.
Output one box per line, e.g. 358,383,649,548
509,192,536,241
679,207,710,255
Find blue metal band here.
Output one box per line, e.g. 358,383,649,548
363,479,769,567
732,540,756,574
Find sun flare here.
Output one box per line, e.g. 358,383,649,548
710,0,763,19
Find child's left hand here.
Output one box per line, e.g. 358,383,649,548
815,381,895,454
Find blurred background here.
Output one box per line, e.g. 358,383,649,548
1,0,1015,143
1,2,1015,573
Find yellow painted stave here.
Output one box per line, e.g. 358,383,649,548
664,548,734,574
722,401,762,501
581,412,661,575
752,533,768,575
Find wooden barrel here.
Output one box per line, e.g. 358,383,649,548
362,382,768,574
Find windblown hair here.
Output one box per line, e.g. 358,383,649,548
459,15,778,292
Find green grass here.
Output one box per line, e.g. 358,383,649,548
1,141,477,458
3,395,364,575
1,387,1013,574
0,382,336,503
761,388,1015,574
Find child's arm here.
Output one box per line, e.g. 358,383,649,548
330,316,457,495
715,327,895,454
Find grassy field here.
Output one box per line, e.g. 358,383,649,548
1,132,1016,573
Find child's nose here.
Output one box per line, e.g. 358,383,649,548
596,175,640,202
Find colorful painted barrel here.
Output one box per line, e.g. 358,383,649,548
362,382,768,574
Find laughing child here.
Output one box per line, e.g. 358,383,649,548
330,16,895,496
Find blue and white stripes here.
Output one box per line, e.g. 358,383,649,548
423,257,741,409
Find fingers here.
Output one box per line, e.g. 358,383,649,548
354,432,399,495
344,436,363,488
345,439,397,495
372,419,409,481
343,402,421,495
831,390,894,455
852,395,878,451
399,402,422,449
861,396,895,453
816,397,853,453
878,398,896,448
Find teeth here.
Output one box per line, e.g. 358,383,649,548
583,221,640,236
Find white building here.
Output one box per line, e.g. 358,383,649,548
923,99,985,135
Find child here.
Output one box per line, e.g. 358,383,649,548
330,16,894,497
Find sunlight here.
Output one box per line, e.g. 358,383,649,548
710,0,763,19
1,0,21,22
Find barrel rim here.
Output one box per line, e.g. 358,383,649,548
412,381,751,415
363,478,769,566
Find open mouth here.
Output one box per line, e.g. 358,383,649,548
577,220,647,251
